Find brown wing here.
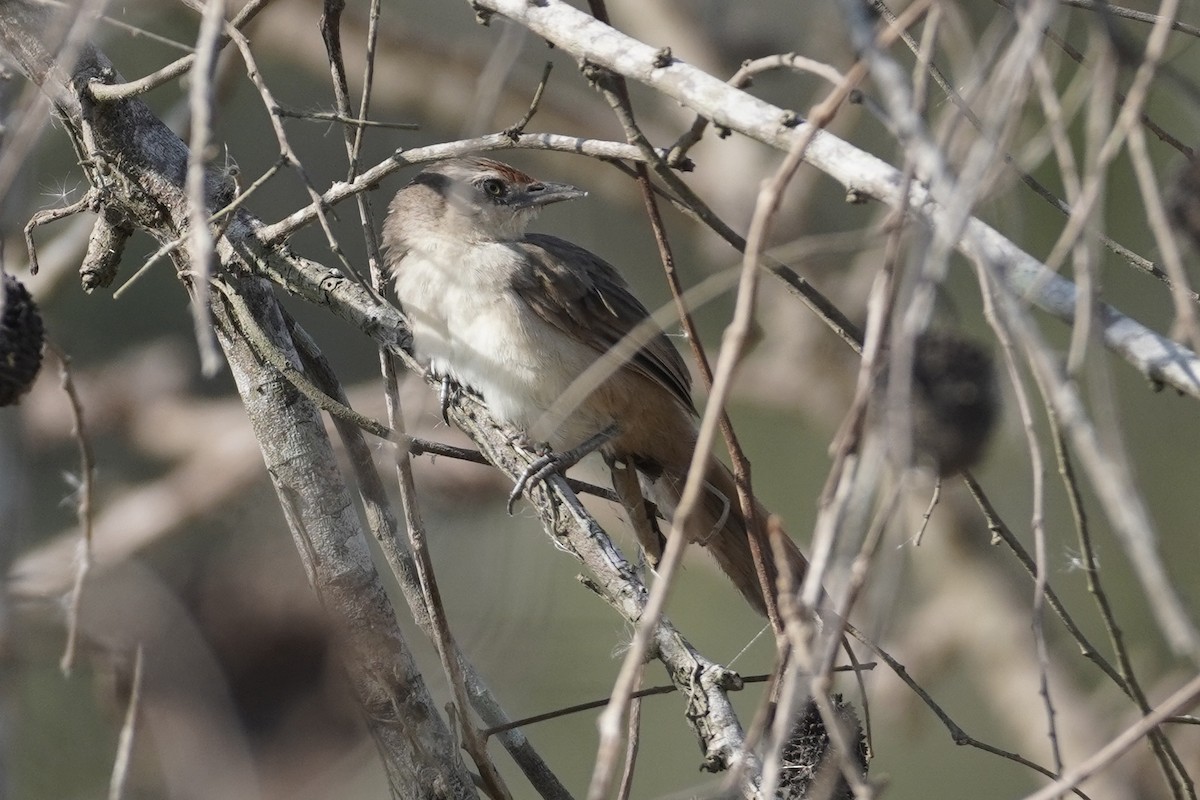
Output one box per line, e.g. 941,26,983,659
510,233,695,414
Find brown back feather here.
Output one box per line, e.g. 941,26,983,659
509,233,695,414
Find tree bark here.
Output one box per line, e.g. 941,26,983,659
0,3,476,796
211,274,476,798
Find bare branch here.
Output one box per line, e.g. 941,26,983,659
107,645,144,800
1023,673,1200,800
211,273,477,797
87,0,271,102
468,0,1200,403
48,344,95,676
183,0,226,376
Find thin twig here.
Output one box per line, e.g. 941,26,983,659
113,159,284,300
24,191,94,275
37,0,195,50
223,20,368,290
287,316,571,800
1023,673,1200,800
88,0,272,102
845,624,1092,800
1059,0,1200,39
503,61,553,140
107,645,144,800
258,132,679,243
911,479,940,546
615,691,641,800
1028,0,1186,281
749,37,902,798
1126,121,1200,351
183,0,226,377
1050,413,1194,799
478,666,870,741
349,0,382,177
395,394,514,800
51,343,95,676
874,0,1184,298
1009,294,1062,773
594,68,785,635
1063,27,1111,376
669,51,846,164
484,674,771,738
962,152,1063,772
274,106,418,129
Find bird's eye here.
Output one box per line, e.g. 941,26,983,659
481,178,507,198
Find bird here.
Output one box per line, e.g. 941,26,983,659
382,156,808,616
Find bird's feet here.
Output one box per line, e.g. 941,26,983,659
507,423,619,514
431,371,462,425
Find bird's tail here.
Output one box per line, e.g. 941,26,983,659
640,454,808,617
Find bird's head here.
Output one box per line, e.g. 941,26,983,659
390,157,587,246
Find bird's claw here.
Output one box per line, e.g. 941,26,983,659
435,373,459,424
505,423,619,514
507,451,563,514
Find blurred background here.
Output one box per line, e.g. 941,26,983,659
3,0,1200,797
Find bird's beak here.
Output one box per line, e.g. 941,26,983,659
514,181,588,209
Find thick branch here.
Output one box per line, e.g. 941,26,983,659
211,275,476,798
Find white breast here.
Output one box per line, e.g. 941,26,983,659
393,243,606,446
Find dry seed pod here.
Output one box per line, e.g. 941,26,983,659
0,272,44,406
874,330,999,476
907,330,999,476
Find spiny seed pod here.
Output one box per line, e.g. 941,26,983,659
778,694,867,800
0,272,45,406
873,330,999,476
909,330,999,476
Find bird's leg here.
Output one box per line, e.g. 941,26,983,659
428,370,461,425
607,454,665,568
439,375,454,424
507,423,619,514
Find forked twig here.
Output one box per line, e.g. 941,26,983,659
503,61,553,140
